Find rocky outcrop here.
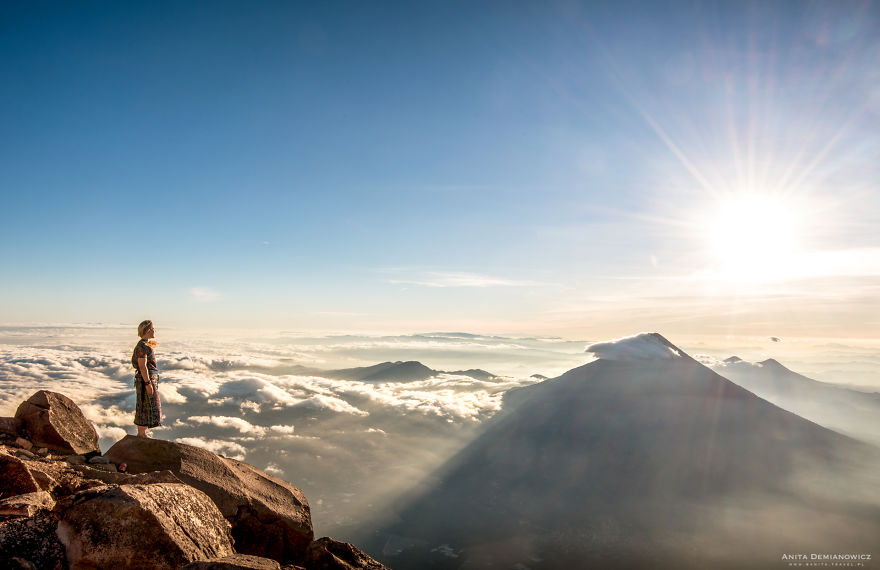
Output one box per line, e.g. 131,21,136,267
105,435,313,563
180,553,283,569
305,538,389,570
56,483,235,569
14,391,99,455
0,391,387,570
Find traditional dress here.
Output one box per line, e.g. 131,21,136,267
132,339,162,427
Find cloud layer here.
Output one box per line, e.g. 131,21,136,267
3,326,878,541
585,332,685,361
0,327,559,538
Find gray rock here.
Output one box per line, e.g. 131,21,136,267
87,455,110,464
14,391,99,455
56,483,234,569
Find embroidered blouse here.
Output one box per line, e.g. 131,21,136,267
131,339,157,374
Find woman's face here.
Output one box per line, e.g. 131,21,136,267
145,324,155,338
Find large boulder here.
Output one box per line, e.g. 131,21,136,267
104,435,313,563
55,483,234,569
14,391,99,455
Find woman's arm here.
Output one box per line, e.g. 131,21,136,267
137,356,154,395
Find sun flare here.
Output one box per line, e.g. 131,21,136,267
704,194,803,284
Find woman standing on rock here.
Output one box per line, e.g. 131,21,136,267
132,319,162,437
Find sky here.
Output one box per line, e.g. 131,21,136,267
1,0,879,341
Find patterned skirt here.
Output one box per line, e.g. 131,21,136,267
134,372,162,427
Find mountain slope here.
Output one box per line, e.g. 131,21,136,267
366,334,880,570
712,357,880,445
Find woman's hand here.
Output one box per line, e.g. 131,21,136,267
137,356,155,396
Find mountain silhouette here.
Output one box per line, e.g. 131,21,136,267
365,334,880,570
713,357,880,446
326,361,436,382
445,369,497,382
325,362,498,383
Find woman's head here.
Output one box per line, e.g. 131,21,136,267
137,320,154,338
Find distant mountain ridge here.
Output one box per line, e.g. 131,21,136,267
326,361,436,382
323,361,499,383
711,356,880,446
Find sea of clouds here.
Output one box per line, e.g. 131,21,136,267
1,325,877,539
0,326,591,538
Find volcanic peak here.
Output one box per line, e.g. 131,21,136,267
585,332,691,362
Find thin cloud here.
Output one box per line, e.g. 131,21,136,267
162,354,283,372
294,394,369,416
264,463,285,476
96,425,127,442
216,376,300,406
175,437,247,460
388,271,540,288
190,286,222,302
176,416,297,439
183,415,269,436
311,312,373,318
155,383,188,404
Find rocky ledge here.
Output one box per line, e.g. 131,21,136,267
0,390,387,570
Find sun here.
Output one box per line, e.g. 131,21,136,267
703,193,802,284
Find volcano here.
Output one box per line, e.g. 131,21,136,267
366,334,880,570
712,356,880,446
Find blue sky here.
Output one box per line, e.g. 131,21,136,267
2,1,878,338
